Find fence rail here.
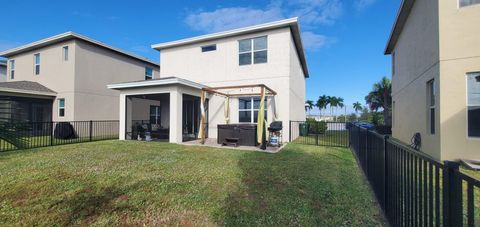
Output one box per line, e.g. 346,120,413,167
0,120,119,152
290,121,349,147
349,124,480,227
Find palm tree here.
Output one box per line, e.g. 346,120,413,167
329,96,338,121
365,76,392,126
337,97,344,121
316,95,328,119
305,100,314,115
353,102,363,115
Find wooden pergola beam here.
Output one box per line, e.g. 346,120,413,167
201,84,277,97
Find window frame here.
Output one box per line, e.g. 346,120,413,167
58,98,65,117
427,79,436,135
466,72,480,139
9,60,15,79
63,46,69,61
238,97,268,124
201,44,216,52
34,53,40,75
145,67,153,80
238,36,268,66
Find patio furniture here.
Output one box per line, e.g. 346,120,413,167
217,124,257,146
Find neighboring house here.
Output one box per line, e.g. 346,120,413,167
108,18,307,144
385,0,480,161
0,60,6,82
0,32,159,123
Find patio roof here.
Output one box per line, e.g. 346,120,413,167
107,77,206,90
0,81,56,97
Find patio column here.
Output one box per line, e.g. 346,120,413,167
119,94,127,140
169,88,183,143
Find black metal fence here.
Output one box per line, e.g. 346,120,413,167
0,120,119,152
289,121,349,147
349,124,480,227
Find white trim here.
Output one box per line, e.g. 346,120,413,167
0,32,159,66
107,77,205,90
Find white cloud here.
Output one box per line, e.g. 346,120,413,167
301,31,333,51
353,0,377,11
185,7,284,33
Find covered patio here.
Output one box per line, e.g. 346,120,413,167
108,77,282,150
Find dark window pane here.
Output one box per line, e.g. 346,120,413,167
239,53,251,65
201,45,216,52
35,65,40,75
239,39,251,52
59,109,65,117
239,98,251,109
468,106,480,137
254,50,267,64
254,37,267,50
239,111,251,123
430,108,435,134
253,97,267,109
253,110,268,123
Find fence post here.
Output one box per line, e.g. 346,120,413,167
289,121,292,142
315,121,319,146
89,120,93,142
442,161,463,227
383,135,389,211
50,122,54,146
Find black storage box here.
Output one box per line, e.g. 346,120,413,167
217,124,257,146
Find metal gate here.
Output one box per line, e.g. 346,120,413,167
289,121,349,147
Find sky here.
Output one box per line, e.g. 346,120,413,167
0,0,401,114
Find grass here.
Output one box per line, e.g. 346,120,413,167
0,135,117,151
0,141,384,226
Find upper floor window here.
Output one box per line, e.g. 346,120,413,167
34,53,40,75
239,36,267,66
58,98,65,117
9,60,15,79
427,79,436,134
467,72,480,137
239,97,267,123
145,67,153,80
63,46,69,61
201,44,216,52
459,0,480,7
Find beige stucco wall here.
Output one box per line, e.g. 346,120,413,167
391,0,441,159
73,40,159,121
159,27,306,141
437,1,480,160
392,1,480,160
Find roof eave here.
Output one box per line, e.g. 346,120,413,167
0,87,57,97
384,0,415,55
107,77,205,90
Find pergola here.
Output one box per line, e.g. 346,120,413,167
198,84,277,147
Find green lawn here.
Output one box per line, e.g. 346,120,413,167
0,141,384,226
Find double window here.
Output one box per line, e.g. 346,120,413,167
467,73,480,137
239,36,267,65
427,80,436,134
58,99,65,117
145,67,153,80
239,97,267,123
34,53,40,75
459,0,480,7
9,60,15,79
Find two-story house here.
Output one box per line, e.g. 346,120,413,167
108,18,308,144
0,32,159,123
385,0,480,161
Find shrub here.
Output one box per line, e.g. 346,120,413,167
306,118,327,134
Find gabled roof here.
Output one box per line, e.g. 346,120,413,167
385,0,415,54
107,77,205,90
0,81,56,96
152,18,309,77
0,32,159,66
